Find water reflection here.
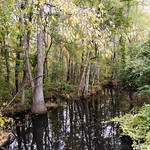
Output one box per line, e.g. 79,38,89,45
32,114,48,150
8,89,132,150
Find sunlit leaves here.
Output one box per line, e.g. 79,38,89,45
72,19,75,26
50,0,103,49
0,111,12,128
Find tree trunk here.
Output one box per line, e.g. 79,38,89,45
3,37,10,84
43,36,52,80
70,60,74,83
21,70,26,103
32,3,47,114
4,48,10,84
20,0,34,102
73,62,77,84
24,32,35,94
91,43,99,88
77,50,90,96
15,47,20,93
67,57,71,82
84,53,91,95
91,64,97,87
20,0,26,103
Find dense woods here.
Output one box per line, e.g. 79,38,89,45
0,0,150,149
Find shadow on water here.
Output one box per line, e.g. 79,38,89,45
7,89,133,150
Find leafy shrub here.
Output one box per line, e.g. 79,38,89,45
59,81,75,91
112,104,150,149
44,81,75,93
0,79,11,106
120,37,150,95
137,85,150,96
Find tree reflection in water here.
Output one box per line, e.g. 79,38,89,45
9,90,132,150
32,114,48,150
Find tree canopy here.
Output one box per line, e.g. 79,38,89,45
0,0,149,109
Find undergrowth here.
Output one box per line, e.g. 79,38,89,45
112,104,150,150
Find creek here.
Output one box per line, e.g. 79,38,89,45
6,89,133,150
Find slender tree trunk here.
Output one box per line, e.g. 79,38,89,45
43,36,52,79
84,53,91,95
91,64,97,87
20,0,34,102
77,50,90,96
21,70,26,103
15,35,22,94
70,60,74,83
4,48,10,84
3,36,10,84
24,32,35,94
110,34,116,81
15,51,20,93
91,43,98,88
20,0,26,103
67,57,71,82
80,51,85,78
15,34,22,94
119,36,126,67
32,3,47,114
73,63,77,84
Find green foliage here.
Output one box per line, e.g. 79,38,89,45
51,63,65,81
137,85,150,96
59,81,75,92
0,77,11,105
44,82,59,93
112,104,150,149
0,0,149,107
44,81,75,93
120,36,150,94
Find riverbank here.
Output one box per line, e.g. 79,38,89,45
1,81,142,116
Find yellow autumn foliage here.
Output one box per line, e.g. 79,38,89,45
0,111,12,128
72,20,75,26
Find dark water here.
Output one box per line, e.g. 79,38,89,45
7,90,133,150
